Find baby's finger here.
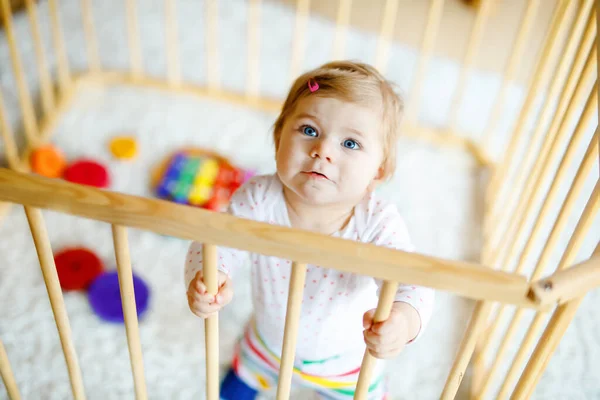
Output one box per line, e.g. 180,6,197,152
362,309,375,329
365,324,400,346
188,289,215,305
191,298,224,314
371,319,391,335
216,278,234,305
369,332,407,359
217,271,230,287
364,330,391,350
194,276,208,295
364,332,384,357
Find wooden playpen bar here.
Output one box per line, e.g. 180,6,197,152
0,0,599,398
0,168,598,400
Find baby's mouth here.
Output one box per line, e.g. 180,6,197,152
303,171,329,180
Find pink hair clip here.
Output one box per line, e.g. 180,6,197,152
308,78,319,92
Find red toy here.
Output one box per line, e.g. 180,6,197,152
54,247,104,291
64,159,110,188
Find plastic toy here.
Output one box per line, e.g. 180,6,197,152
150,148,255,211
64,159,110,188
30,144,67,178
109,136,138,160
54,247,104,291
87,270,150,323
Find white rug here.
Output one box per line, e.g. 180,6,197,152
0,1,599,399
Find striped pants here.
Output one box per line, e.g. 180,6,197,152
231,320,389,399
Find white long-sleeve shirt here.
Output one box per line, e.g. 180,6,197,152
184,173,434,365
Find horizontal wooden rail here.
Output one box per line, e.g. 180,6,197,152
48,70,492,167
0,167,541,309
528,253,600,305
3,69,489,171
0,338,21,400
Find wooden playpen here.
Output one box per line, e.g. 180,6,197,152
0,0,599,399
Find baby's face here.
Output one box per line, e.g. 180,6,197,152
276,95,384,206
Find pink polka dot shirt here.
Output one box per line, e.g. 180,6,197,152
184,174,434,363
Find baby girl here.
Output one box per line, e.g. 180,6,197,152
184,61,434,399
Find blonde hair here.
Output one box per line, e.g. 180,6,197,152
273,60,404,180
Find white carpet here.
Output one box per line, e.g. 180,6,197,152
1,1,599,399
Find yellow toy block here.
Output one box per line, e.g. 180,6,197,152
188,183,212,206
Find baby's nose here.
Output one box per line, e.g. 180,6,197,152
310,141,333,162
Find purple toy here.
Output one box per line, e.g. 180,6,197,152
87,270,150,323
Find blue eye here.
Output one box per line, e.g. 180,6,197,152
343,139,360,150
302,125,317,137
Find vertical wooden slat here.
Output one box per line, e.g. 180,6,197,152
477,36,595,380
485,1,594,243
206,0,220,92
484,0,594,240
203,243,219,400
406,0,445,123
446,0,494,130
24,0,56,116
0,0,39,147
165,0,181,86
510,291,594,399
478,96,598,368
0,89,17,228
374,0,399,74
38,80,78,145
0,89,22,171
332,0,352,60
486,46,597,267
0,338,21,400
496,188,599,399
246,0,261,99
354,281,397,400
507,32,600,390
112,225,148,400
482,0,574,231
499,311,548,398
81,0,101,71
491,83,598,275
440,301,493,399
477,138,599,399
276,261,307,400
476,91,597,396
126,0,143,80
483,181,600,399
479,0,541,149
24,207,85,399
289,0,310,82
48,0,72,93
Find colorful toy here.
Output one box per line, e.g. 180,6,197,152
109,136,138,160
54,247,104,291
87,270,150,323
64,159,110,188
151,148,255,211
30,144,67,178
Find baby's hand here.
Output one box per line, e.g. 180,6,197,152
187,270,233,319
362,302,418,359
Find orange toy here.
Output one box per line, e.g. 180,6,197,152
30,145,67,178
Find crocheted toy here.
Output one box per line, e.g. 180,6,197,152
151,148,254,211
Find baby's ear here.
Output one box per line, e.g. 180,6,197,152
374,165,387,183
376,165,386,180
367,166,386,191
